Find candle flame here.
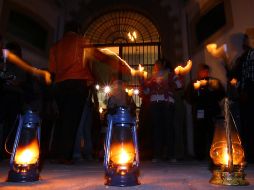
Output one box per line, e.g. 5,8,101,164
131,64,147,79
138,64,144,72
104,85,111,94
110,143,135,165
210,143,245,166
126,88,134,96
193,80,201,90
206,43,227,58
222,149,229,166
200,79,208,86
230,78,238,86
128,31,137,41
14,140,39,165
174,60,192,75
118,148,131,165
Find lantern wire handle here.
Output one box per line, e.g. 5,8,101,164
225,98,233,172
229,108,242,143
4,114,20,154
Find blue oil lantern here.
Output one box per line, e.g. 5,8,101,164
104,106,140,186
7,110,41,182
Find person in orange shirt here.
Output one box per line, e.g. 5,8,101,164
49,21,96,164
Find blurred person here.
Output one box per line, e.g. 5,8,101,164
107,79,136,114
229,29,254,163
0,40,51,160
185,63,225,161
0,41,26,159
49,20,126,164
143,59,183,162
48,21,94,164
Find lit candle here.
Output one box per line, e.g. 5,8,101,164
174,60,192,75
143,71,148,79
14,140,39,165
193,80,201,90
200,79,208,86
131,68,136,76
127,88,134,96
230,78,237,86
206,43,227,58
206,43,217,55
222,149,229,166
110,143,135,165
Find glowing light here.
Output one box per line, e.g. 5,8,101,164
134,89,139,95
210,142,245,166
125,88,134,96
95,84,100,90
206,43,227,58
133,31,137,39
200,79,208,86
100,49,133,72
99,107,103,114
222,148,230,166
110,143,135,165
230,78,238,86
138,64,144,72
174,60,192,75
104,85,111,94
143,71,148,79
131,64,147,79
128,31,137,42
127,88,134,96
193,80,201,90
14,140,39,165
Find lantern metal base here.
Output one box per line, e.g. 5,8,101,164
7,168,39,182
105,170,140,187
209,169,249,186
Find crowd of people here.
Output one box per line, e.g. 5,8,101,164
0,21,254,167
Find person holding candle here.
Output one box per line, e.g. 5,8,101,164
143,59,183,162
185,63,225,161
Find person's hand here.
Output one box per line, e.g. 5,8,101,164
43,71,52,85
31,68,52,85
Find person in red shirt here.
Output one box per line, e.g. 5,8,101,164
143,59,183,162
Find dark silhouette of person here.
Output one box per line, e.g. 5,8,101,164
229,29,254,163
185,64,225,161
143,59,183,162
0,42,26,159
